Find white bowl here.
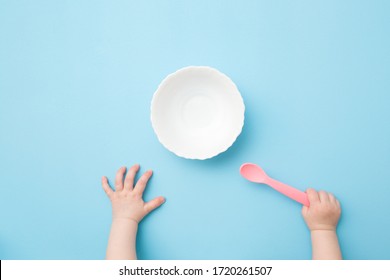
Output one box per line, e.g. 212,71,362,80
151,66,245,160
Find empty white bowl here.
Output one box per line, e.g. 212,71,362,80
151,66,245,160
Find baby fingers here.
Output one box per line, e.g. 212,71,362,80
144,196,166,214
102,176,114,197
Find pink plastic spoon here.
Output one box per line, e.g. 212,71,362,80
240,163,309,206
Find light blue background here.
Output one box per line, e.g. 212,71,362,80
1,0,389,260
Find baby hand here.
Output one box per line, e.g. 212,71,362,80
102,165,165,224
302,188,341,231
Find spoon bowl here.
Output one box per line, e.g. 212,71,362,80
239,163,269,184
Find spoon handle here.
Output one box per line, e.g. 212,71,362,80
266,178,309,206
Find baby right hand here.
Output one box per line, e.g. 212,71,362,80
301,188,341,231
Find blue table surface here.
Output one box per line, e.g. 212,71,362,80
1,0,389,260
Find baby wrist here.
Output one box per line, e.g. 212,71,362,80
112,217,140,225
310,228,337,234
